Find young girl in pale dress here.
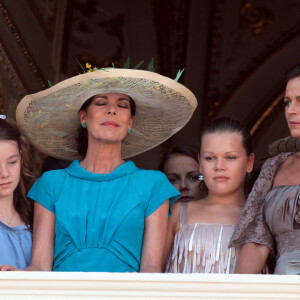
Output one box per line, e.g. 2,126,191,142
0,117,34,269
163,117,254,273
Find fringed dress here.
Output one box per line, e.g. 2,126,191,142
165,201,239,273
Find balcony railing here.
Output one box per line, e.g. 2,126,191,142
0,272,300,299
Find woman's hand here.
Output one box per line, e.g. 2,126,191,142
0,265,23,271
235,242,269,274
140,200,169,273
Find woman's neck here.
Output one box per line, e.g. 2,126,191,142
206,190,246,207
80,141,124,174
0,195,15,215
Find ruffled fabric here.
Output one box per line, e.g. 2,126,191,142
230,152,293,256
264,185,300,256
165,202,239,273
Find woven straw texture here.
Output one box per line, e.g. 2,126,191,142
16,69,197,160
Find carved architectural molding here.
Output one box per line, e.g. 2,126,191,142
240,0,274,35
204,0,300,125
0,38,26,97
0,1,46,89
64,0,125,75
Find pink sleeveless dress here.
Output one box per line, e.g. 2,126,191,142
165,202,240,273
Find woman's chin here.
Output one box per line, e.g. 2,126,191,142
289,129,300,139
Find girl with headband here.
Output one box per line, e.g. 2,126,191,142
0,116,34,270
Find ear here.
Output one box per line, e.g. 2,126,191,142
246,153,255,173
79,110,87,124
128,116,134,130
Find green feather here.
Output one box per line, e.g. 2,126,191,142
76,58,86,73
133,60,144,69
147,57,155,72
174,69,184,82
123,57,130,68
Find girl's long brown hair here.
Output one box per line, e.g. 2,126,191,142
0,119,34,229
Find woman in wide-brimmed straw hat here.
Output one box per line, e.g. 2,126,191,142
230,62,300,274
2,65,197,272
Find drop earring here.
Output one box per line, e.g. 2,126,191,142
199,174,204,181
82,122,87,128
127,128,131,133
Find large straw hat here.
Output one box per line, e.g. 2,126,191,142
16,68,197,160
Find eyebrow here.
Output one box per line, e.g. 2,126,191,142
8,154,19,160
93,95,130,101
202,151,241,154
284,95,300,100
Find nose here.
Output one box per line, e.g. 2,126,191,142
179,177,189,192
215,158,225,171
0,164,9,178
106,103,116,115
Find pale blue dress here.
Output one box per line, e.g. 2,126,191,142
0,221,32,269
28,160,180,272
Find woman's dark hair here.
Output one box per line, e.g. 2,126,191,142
0,119,34,229
158,144,199,172
200,117,253,155
200,117,253,196
286,63,300,83
76,95,136,158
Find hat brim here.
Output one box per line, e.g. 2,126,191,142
16,69,197,160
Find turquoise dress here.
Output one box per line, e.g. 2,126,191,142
28,160,179,272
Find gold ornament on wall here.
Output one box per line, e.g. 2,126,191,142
240,0,274,35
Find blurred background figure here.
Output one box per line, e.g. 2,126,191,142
159,144,205,202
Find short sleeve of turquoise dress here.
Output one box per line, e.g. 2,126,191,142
28,160,180,272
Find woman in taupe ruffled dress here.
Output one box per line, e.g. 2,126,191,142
231,63,300,274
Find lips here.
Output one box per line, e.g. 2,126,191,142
0,182,12,188
289,121,300,127
101,121,119,127
179,196,193,202
213,176,229,182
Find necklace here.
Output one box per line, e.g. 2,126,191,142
0,211,15,226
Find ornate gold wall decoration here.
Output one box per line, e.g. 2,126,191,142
0,1,46,89
204,0,300,126
0,38,27,97
66,1,125,73
240,0,274,35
